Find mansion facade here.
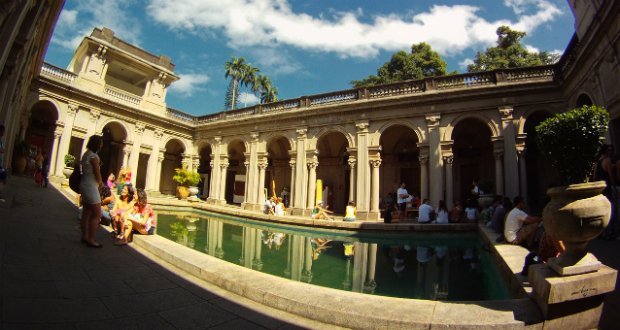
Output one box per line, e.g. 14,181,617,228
1,1,620,220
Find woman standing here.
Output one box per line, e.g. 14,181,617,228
80,135,104,248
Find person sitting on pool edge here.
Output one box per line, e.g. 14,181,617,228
115,188,156,245
311,201,334,220
344,201,356,222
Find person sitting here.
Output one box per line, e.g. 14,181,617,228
111,184,135,238
106,173,116,190
464,199,478,222
115,188,155,245
311,201,334,220
504,196,542,250
344,201,356,222
435,200,449,224
274,197,285,216
450,201,463,223
99,185,115,226
417,199,433,223
263,196,275,215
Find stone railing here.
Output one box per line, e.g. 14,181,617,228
40,63,77,84
40,62,558,125
104,85,142,106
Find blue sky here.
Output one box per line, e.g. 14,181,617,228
44,0,574,116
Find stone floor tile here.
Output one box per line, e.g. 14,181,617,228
158,301,237,329
208,317,269,329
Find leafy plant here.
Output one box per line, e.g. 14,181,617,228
172,167,201,186
535,105,609,185
64,154,76,167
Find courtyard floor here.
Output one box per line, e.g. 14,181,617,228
0,175,618,329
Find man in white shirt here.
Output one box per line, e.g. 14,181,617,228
396,182,413,212
504,196,541,248
418,199,433,223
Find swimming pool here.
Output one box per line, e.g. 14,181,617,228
155,211,512,301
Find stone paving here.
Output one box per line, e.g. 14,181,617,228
0,176,339,329
1,175,618,329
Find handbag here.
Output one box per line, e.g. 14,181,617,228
68,163,81,193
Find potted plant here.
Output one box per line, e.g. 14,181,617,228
172,167,201,199
63,154,77,178
535,105,610,275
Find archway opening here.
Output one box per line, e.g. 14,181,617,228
316,131,349,214
576,94,593,108
160,139,185,195
452,118,493,205
524,111,557,213
267,136,292,207
100,122,127,181
23,101,58,174
380,125,420,205
198,144,213,199
226,140,246,205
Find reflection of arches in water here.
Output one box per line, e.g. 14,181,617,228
262,231,287,250
316,131,350,213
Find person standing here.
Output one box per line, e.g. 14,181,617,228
80,135,104,248
397,182,413,216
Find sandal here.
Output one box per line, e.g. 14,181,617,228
114,239,128,246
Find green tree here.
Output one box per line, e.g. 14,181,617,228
241,64,260,107
257,74,278,103
467,26,559,72
351,42,449,88
224,56,246,110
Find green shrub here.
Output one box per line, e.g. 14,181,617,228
172,167,201,186
535,105,609,185
64,154,76,167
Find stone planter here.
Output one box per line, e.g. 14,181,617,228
542,181,611,275
176,185,190,200
62,166,74,178
477,194,494,209
188,186,199,197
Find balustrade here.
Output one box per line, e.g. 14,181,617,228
309,90,358,105
40,63,77,83
104,85,141,105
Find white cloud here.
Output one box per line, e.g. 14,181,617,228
459,58,474,70
525,44,539,53
51,0,142,52
248,47,303,75
169,72,210,97
238,92,260,106
146,0,563,59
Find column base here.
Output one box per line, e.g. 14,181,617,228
289,208,313,216
548,252,602,276
356,211,382,221
528,263,617,329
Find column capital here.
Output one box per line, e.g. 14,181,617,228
307,161,319,169
123,144,133,154
54,122,64,136
250,132,259,142
209,160,214,168
289,159,296,168
296,129,307,139
220,159,229,168
154,129,164,140
356,121,369,133
425,114,441,127
258,160,269,170
442,154,454,165
67,103,78,115
418,154,429,164
89,109,101,122
135,121,145,135
348,157,357,169
213,136,222,143
499,106,514,120
369,159,382,168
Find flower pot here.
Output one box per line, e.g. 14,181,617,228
62,167,74,178
542,181,610,273
13,156,27,174
188,186,199,197
176,185,190,200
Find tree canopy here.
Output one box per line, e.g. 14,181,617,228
351,42,449,88
224,57,278,110
467,26,560,72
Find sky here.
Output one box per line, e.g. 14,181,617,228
44,0,575,116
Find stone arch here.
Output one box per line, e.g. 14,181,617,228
222,136,250,153
444,113,500,141
517,108,554,135
261,131,295,153
377,120,425,144
160,138,186,195
197,141,213,199
379,124,422,202
315,130,351,213
97,118,132,142
28,96,62,121
451,117,495,204
312,125,355,150
99,121,129,181
266,134,293,206
23,100,59,174
222,138,247,205
161,135,189,154
575,92,594,108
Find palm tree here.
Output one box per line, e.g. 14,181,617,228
224,57,246,110
257,74,278,103
241,64,260,107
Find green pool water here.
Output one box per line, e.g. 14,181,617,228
155,211,512,301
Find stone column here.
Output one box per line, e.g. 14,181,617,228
494,148,505,196
154,150,164,192
517,146,528,201
208,159,217,200
369,159,382,213
122,143,132,168
246,133,260,206
49,124,63,176
418,147,429,199
306,160,318,209
443,154,454,208
426,114,443,208
292,129,307,213
355,122,370,215
128,122,145,185
289,158,296,207
219,158,229,204
348,156,357,203
243,160,250,206
257,157,268,205
145,129,163,191
500,106,519,198
208,137,222,203
81,109,101,155
54,103,78,177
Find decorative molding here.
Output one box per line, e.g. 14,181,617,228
369,159,382,168
356,121,369,133
289,159,296,167
307,161,319,169
442,155,454,165
135,121,145,135
425,114,441,127
348,158,357,168
499,106,514,120
296,128,307,139
154,129,164,140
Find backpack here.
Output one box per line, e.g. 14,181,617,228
68,162,81,193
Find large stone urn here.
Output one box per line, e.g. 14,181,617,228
188,186,199,197
542,181,611,275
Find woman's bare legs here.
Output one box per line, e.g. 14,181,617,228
88,203,102,245
80,205,92,241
